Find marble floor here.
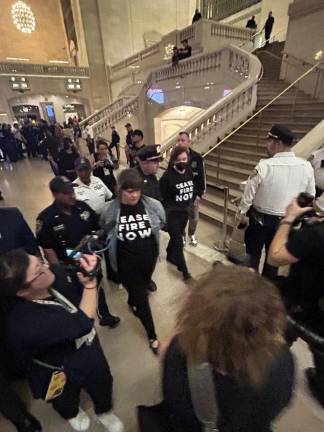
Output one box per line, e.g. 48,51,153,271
1,158,324,431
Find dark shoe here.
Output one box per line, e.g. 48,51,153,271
183,272,192,281
147,280,157,292
305,367,324,406
16,412,42,432
99,314,121,328
149,339,160,356
0,192,4,201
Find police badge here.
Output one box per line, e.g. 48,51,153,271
80,211,90,221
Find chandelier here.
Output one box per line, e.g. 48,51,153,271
11,1,36,34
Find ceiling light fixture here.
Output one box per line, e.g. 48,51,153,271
6,57,30,61
48,60,69,64
11,1,36,34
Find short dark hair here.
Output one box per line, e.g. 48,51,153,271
118,169,143,192
181,39,188,44
179,131,190,138
132,129,144,139
96,138,109,150
168,146,189,169
0,250,30,297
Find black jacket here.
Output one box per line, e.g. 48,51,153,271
135,166,161,201
189,149,206,198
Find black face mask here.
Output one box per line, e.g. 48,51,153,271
175,162,187,171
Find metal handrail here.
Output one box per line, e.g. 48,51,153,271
240,27,286,52
213,184,229,251
202,59,323,159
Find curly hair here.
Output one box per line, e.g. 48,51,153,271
177,264,286,387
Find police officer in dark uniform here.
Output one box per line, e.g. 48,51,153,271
129,129,145,168
36,176,120,328
0,207,38,255
136,145,163,201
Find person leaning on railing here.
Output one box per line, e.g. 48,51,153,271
143,264,294,432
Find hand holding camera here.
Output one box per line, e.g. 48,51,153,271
76,254,98,288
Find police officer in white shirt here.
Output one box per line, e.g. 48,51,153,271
73,157,113,215
237,124,315,278
310,147,324,196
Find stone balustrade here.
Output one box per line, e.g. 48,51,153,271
79,97,132,129
0,62,90,78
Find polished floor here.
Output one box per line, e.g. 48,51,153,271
1,158,324,432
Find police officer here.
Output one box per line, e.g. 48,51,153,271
73,156,113,215
237,124,315,278
310,146,324,196
36,176,120,328
0,207,38,255
136,145,163,201
177,131,206,246
268,195,324,406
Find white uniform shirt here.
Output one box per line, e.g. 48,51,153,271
239,152,315,216
310,148,324,190
74,175,112,215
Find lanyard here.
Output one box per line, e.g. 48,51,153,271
32,288,78,314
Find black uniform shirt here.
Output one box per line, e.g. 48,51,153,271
136,165,161,201
0,207,38,255
57,150,79,181
36,201,99,261
189,148,206,198
286,221,324,314
5,265,97,399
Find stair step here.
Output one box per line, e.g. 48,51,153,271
206,171,246,191
206,153,258,170
206,161,251,179
202,191,237,215
199,202,233,227
220,146,267,160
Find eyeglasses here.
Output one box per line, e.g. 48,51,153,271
25,263,47,286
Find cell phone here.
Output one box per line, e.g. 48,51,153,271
66,249,82,260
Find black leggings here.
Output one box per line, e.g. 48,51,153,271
167,210,189,274
118,252,157,340
52,343,113,420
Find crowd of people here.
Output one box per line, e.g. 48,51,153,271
0,117,324,432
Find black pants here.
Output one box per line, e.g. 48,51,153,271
108,143,120,161
0,370,34,430
167,210,189,275
118,250,157,340
52,343,113,419
245,210,280,279
97,272,114,319
265,28,272,44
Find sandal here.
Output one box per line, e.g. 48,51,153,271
149,339,160,356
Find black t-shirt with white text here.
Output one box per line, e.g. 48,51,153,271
117,200,156,256
160,167,194,211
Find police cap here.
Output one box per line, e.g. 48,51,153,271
49,176,74,194
74,156,91,171
137,145,163,162
268,124,295,146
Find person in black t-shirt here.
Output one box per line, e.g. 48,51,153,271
178,39,192,60
100,169,166,355
162,264,294,432
108,126,120,162
0,250,124,432
160,146,194,280
124,123,133,166
93,139,117,198
268,196,324,406
129,129,145,168
57,137,79,182
36,176,120,329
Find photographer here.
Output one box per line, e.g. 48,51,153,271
268,196,324,405
93,139,117,198
0,251,124,432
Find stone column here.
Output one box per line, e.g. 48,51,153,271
78,0,112,111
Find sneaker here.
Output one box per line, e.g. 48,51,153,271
96,411,124,432
68,409,90,431
182,235,186,246
189,235,198,246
